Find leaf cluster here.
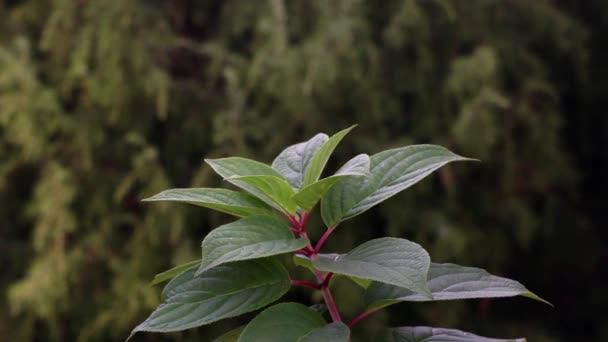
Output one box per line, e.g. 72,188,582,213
132,127,548,341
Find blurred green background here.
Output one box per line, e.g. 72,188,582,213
1,0,606,341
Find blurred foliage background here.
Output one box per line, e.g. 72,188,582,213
1,0,606,341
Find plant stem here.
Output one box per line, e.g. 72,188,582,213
321,286,342,322
290,279,321,289
299,211,311,231
348,308,380,328
314,226,336,253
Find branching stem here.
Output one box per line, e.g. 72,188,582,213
348,308,380,328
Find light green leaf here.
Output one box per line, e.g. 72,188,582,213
302,125,356,187
293,254,317,275
272,133,329,190
142,188,273,217
228,175,297,214
239,303,326,342
312,238,431,297
128,259,289,339
293,154,370,211
198,215,309,274
299,322,350,342
321,145,473,226
382,326,525,342
150,260,200,286
213,326,245,342
205,157,287,210
365,263,550,310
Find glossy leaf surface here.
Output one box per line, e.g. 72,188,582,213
272,133,329,190
321,145,472,226
238,303,326,342
302,125,356,187
198,215,308,274
292,154,370,211
129,259,289,338
143,188,272,217
365,263,550,310
382,326,525,342
313,238,431,297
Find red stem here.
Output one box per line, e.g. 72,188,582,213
348,308,380,328
288,215,300,228
299,211,311,232
321,286,342,322
321,272,334,287
290,279,321,289
314,226,336,253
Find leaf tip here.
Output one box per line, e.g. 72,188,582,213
524,291,553,307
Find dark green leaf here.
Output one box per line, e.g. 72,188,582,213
205,157,287,210
128,259,289,339
312,238,431,297
292,154,370,211
321,145,473,226
150,260,200,286
299,322,350,342
272,133,329,190
228,175,297,214
365,263,550,310
382,326,525,342
198,215,309,274
212,326,245,342
293,254,371,288
302,125,356,187
238,303,326,342
142,188,273,217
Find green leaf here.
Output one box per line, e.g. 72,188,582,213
293,254,371,289
365,263,550,310
198,215,309,274
302,125,356,187
293,154,370,211
238,303,326,342
312,237,431,297
321,145,473,226
142,188,273,217
128,259,289,339
299,322,350,342
229,175,297,214
272,133,329,190
382,326,525,342
213,326,245,342
150,260,200,286
205,157,287,210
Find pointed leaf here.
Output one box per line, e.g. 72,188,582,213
365,263,550,310
302,125,356,187
129,259,289,338
213,326,245,342
150,260,200,286
312,238,431,297
143,188,273,217
239,303,326,342
321,145,473,226
293,154,370,211
205,157,286,210
299,322,350,342
272,133,329,190
198,215,309,274
228,175,297,214
382,326,525,342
